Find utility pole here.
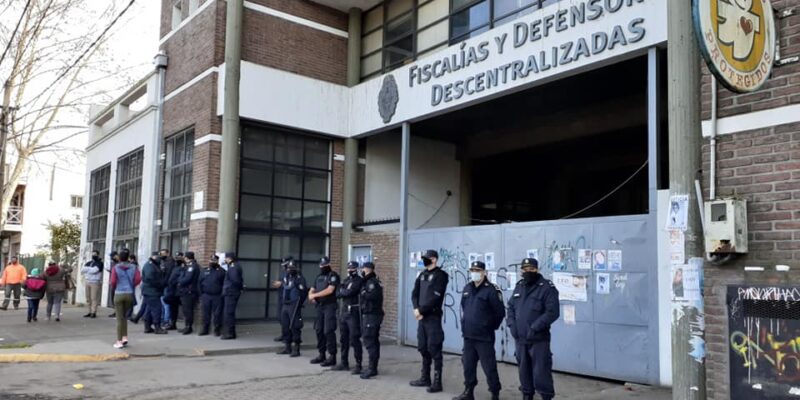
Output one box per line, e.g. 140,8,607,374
668,2,706,399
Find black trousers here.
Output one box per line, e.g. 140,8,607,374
223,294,240,335
516,341,554,398
361,314,382,369
339,308,362,364
180,295,197,328
164,296,180,323
462,338,501,393
417,315,445,371
143,295,163,327
201,294,223,332
315,302,337,356
281,301,303,344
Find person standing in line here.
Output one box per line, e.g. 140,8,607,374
110,249,141,349
332,261,364,374
23,268,46,322
0,256,28,310
507,258,560,400
453,261,505,400
358,262,383,380
178,252,201,335
276,259,307,358
308,256,340,367
107,251,120,318
409,249,449,393
141,252,166,334
44,262,68,322
221,252,243,340
82,250,103,318
159,249,176,329
163,252,183,330
199,255,226,337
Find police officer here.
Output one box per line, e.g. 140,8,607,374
359,261,383,380
410,249,449,393
332,261,364,374
221,252,243,340
163,252,184,330
308,256,340,367
271,257,292,342
277,259,307,357
199,255,226,336
507,258,560,400
141,252,166,334
454,261,505,400
178,252,201,335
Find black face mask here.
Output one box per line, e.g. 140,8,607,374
288,269,298,276
422,259,433,267
92,256,100,261
523,271,540,283
348,269,358,276
320,266,332,274
210,263,220,269
160,256,168,260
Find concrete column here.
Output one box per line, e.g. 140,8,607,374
397,123,410,343
342,8,362,267
668,2,706,399
216,0,243,253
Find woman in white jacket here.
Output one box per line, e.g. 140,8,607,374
81,250,104,318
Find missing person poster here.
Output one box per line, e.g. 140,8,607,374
553,272,588,302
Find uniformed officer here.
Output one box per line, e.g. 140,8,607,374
221,252,244,340
332,261,364,374
199,255,226,336
177,252,201,335
507,258,560,400
359,261,383,380
410,249,450,393
277,259,307,357
308,256,340,367
271,257,293,342
454,261,506,400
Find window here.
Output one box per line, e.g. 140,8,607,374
236,125,331,319
160,129,194,253
113,148,144,253
360,0,553,80
70,195,83,209
88,165,111,252
171,1,183,30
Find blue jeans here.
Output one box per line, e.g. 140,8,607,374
27,299,40,321
143,295,163,328
161,296,171,323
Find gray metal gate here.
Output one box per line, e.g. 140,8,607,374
403,214,660,385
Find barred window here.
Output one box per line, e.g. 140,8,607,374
113,148,144,252
160,129,194,253
88,164,111,251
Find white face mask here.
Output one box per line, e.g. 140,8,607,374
470,272,483,283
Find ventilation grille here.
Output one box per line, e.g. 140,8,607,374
742,299,800,320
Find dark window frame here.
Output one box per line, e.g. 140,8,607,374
160,128,194,253
88,164,111,251
113,147,144,249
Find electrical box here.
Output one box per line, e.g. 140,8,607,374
705,199,748,255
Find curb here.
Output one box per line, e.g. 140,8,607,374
0,353,130,363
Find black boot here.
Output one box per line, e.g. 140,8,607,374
360,365,378,379
214,327,221,337
181,327,193,335
290,343,301,358
427,370,443,393
198,328,209,336
331,362,349,371
83,312,92,318
274,335,284,342
144,326,155,334
523,395,533,400
351,359,362,375
321,354,337,367
452,386,474,400
490,392,499,400
277,343,291,355
310,353,326,364
154,327,168,335
167,321,178,330
409,366,431,387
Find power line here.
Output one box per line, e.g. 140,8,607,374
558,160,649,220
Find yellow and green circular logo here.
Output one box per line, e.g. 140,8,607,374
694,0,776,93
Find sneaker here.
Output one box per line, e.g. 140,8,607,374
90,313,97,318
113,341,124,349
55,318,60,322
122,337,129,346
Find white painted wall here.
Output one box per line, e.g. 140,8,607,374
364,133,460,230
78,106,159,307
657,189,673,386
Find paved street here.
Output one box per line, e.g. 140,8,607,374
0,307,671,400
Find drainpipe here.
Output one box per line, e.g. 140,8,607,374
342,8,362,268
709,77,717,200
151,51,168,252
217,0,243,254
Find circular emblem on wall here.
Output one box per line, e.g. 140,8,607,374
693,0,777,93
378,74,399,124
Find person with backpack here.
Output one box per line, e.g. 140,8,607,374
44,262,68,322
24,268,47,323
110,249,142,349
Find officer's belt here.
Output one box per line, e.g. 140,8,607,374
347,304,360,313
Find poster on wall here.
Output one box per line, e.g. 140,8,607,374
672,260,701,302
608,250,622,271
596,273,610,295
506,272,517,290
410,251,423,268
669,230,685,265
563,304,576,326
488,271,498,284
552,272,588,302
727,285,800,400
593,250,607,271
550,249,566,271
526,249,539,261
666,194,689,231
485,252,496,270
578,249,592,270
469,253,481,265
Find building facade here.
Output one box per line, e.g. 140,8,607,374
80,0,800,394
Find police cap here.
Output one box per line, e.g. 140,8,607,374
422,249,439,261
521,258,539,268
470,261,486,270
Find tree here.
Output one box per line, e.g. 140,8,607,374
45,218,81,266
0,0,141,227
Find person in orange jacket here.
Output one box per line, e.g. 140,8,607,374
1,256,28,310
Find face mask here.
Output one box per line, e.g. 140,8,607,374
422,259,433,267
161,255,168,260
320,266,331,274
92,256,100,261
211,263,220,269
349,269,358,276
289,269,298,276
523,271,539,283
470,272,483,283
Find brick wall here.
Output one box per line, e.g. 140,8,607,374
350,230,400,339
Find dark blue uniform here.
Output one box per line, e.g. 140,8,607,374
460,279,506,395
507,274,560,400
222,261,244,338
164,260,183,328
336,270,364,369
281,271,308,347
141,259,165,330
177,260,201,332
359,271,383,378
411,266,450,376
313,269,340,361
199,265,226,335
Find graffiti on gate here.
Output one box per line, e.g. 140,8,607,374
544,236,587,272
728,285,800,400
437,247,469,330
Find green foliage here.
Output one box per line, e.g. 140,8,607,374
46,218,81,266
